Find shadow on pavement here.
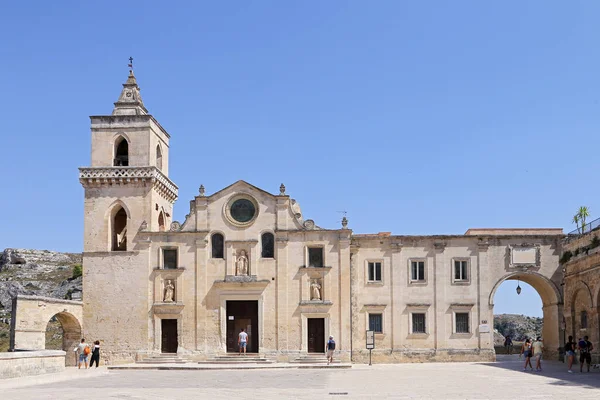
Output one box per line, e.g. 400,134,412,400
481,354,600,389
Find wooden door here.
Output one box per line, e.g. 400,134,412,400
308,318,325,353
161,319,178,353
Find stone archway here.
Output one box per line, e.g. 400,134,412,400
489,271,563,360
9,295,83,366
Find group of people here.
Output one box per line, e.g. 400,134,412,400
520,337,545,371
565,335,594,373
75,338,101,369
519,335,595,373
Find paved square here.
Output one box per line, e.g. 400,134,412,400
1,356,598,399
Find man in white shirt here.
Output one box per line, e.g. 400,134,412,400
238,328,248,355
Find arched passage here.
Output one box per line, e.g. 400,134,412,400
490,272,563,360
45,312,82,366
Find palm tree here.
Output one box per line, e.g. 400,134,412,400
572,214,580,234
578,206,590,233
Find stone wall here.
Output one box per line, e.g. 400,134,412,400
0,350,65,379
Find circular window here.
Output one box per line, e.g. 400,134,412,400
230,199,256,223
224,194,259,227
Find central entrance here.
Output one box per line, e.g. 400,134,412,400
161,319,178,353
308,318,325,353
226,300,259,353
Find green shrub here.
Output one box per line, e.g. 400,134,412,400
559,251,572,264
72,264,82,279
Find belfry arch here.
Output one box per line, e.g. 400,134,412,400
489,271,563,359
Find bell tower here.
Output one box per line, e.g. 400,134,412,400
79,64,178,253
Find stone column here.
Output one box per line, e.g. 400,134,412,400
275,234,289,360
338,232,351,361
195,237,208,353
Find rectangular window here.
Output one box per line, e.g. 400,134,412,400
412,313,426,334
410,261,425,282
454,260,468,281
369,313,383,333
368,262,382,282
581,311,588,329
163,249,178,269
455,313,470,333
308,247,324,267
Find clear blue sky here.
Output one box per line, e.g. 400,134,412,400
1,1,597,317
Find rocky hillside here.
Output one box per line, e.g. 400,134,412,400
494,313,543,342
0,249,83,351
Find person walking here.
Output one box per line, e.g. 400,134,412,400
504,335,513,355
89,340,101,368
578,336,594,373
532,337,543,371
238,328,248,355
326,335,336,365
76,338,90,369
565,336,576,373
521,338,533,371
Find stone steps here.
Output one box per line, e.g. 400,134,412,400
137,353,190,364
199,354,273,364
291,354,341,364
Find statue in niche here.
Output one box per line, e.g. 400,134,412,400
311,279,322,301
236,250,249,276
163,279,175,302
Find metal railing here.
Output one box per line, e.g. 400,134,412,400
566,216,600,237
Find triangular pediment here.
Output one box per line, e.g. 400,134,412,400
206,180,278,200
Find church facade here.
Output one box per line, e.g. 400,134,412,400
79,71,565,364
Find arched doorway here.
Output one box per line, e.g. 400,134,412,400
490,272,563,360
45,312,82,366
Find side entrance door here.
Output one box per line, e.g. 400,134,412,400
307,318,325,353
161,319,178,353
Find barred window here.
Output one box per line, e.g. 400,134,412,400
369,313,383,333
412,313,426,334
368,262,382,282
455,313,469,333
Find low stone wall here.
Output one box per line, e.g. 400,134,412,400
0,350,65,379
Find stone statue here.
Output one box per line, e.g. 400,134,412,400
236,250,249,276
163,279,175,302
311,280,322,301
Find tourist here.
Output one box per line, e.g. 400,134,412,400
521,338,533,371
532,337,543,371
89,340,101,368
504,335,513,355
326,335,336,365
238,328,248,355
565,336,576,373
578,336,594,373
76,338,90,369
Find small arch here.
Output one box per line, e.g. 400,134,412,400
211,233,224,259
45,311,82,366
569,280,594,310
261,232,274,258
156,144,163,171
114,136,129,166
489,271,562,307
158,211,165,232
112,206,128,251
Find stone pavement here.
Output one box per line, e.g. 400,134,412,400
0,355,598,399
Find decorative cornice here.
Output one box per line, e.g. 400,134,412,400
79,166,178,203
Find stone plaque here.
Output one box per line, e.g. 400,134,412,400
479,324,490,333
511,247,536,265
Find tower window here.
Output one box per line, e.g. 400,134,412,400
261,233,274,258
114,137,129,166
158,211,165,232
212,233,224,259
156,144,163,171
112,207,127,251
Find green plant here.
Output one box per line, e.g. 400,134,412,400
71,264,82,279
591,236,600,249
573,214,580,234
578,206,590,231
559,251,572,264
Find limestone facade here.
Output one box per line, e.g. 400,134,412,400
79,71,565,364
562,224,600,364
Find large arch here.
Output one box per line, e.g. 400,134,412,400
489,271,563,360
10,295,83,366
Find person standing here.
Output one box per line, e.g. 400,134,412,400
77,338,90,369
578,336,594,373
89,340,101,368
238,328,248,355
532,337,543,371
326,335,336,365
504,336,513,355
521,338,533,371
565,336,576,373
